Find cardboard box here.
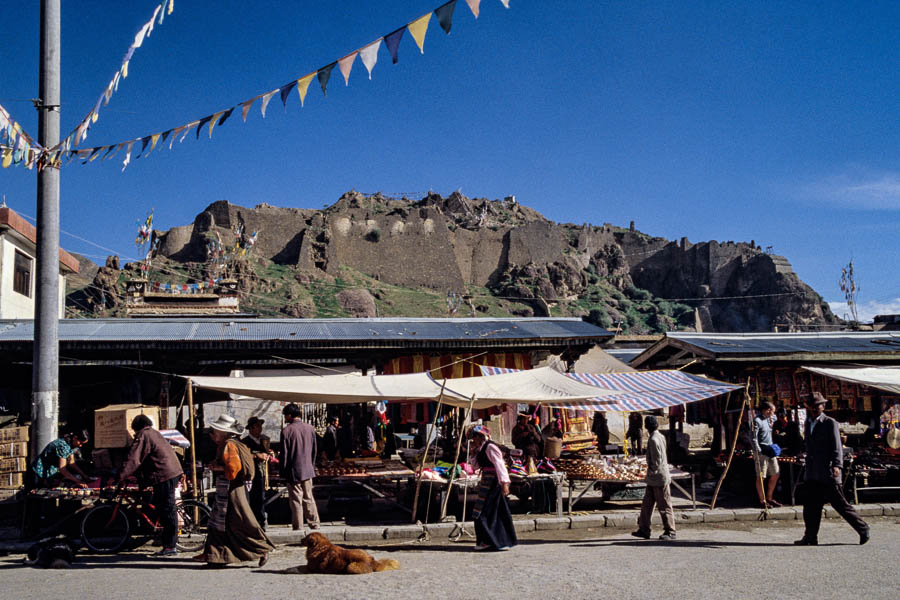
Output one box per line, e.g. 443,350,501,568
0,457,27,473
1,442,28,457
94,404,159,448
1,472,24,488
0,426,29,443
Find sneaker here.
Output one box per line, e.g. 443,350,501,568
473,543,491,551
495,546,511,551
793,538,818,546
153,547,178,557
630,530,650,540
658,532,676,541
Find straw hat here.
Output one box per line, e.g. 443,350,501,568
209,414,242,435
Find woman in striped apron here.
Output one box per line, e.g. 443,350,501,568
467,424,517,551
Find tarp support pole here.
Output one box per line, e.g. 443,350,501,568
186,378,199,505
411,379,446,523
711,380,749,510
440,394,476,521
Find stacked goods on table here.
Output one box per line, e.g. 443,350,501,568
1,426,29,496
555,456,649,482
317,464,369,477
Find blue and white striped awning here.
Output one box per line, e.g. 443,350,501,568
479,366,740,411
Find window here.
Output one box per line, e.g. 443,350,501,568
13,250,32,297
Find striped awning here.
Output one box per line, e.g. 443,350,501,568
480,366,740,411
160,429,191,448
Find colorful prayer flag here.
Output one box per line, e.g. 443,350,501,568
384,27,406,64
359,39,381,79
338,52,358,85
435,0,458,34
408,13,432,53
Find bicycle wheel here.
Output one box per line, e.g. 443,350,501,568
175,500,211,552
81,504,130,553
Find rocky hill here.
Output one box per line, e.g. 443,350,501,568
68,191,839,333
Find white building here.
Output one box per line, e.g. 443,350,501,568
0,206,79,319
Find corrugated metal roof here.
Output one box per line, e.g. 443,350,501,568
666,331,900,355
0,317,612,344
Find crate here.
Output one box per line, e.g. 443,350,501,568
0,442,28,457
0,457,27,473
0,426,29,443
94,404,159,448
1,472,24,488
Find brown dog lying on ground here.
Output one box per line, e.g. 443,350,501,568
301,532,400,574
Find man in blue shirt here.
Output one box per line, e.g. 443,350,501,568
753,401,781,507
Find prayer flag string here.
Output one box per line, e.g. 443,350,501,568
57,0,508,171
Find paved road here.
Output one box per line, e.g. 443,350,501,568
1,518,896,600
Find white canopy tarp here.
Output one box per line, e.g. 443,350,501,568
189,366,621,409
803,366,900,395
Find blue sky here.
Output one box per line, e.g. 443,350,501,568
2,1,898,320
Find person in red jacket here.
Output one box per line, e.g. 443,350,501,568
119,415,183,556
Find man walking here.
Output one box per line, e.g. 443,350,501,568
795,392,869,546
119,415,184,556
280,403,320,531
632,415,676,541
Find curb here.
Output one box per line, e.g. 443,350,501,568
1,502,896,553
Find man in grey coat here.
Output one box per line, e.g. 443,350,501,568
796,392,869,545
632,415,676,541
280,403,320,531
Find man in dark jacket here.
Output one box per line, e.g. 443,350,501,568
119,415,184,556
280,403,320,531
796,392,869,546
241,416,271,529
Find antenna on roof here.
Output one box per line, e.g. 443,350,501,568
1,195,6,208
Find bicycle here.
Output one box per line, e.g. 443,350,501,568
80,485,211,553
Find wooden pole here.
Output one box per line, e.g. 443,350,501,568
186,379,199,501
411,379,447,523
439,394,476,520
710,380,749,510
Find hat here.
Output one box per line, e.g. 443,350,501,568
209,414,243,435
886,427,900,450
469,424,490,439
807,392,828,406
246,416,265,428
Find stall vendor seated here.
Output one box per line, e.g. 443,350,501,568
511,415,543,463
30,430,90,488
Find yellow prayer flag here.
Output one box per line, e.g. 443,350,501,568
296,73,315,106
2,149,12,168
122,61,129,78
91,111,99,123
168,0,174,15
150,133,161,151
408,13,431,53
208,112,223,138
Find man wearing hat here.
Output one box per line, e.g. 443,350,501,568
632,415,676,541
796,392,869,545
242,416,271,530
280,403,320,531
